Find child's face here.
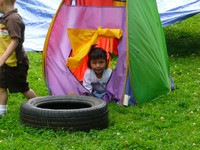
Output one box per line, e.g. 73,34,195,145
90,58,107,76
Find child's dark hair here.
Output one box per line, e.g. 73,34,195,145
87,45,108,69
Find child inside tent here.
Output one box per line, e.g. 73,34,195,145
83,45,112,99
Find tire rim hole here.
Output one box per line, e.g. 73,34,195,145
37,102,92,109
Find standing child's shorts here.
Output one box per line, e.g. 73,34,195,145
0,58,30,93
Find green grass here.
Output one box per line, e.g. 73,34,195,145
0,14,200,150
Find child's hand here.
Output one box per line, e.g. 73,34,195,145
93,91,106,98
0,57,5,67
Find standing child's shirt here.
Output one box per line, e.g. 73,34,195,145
0,9,27,67
83,68,112,98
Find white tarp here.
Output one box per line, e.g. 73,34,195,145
157,0,200,27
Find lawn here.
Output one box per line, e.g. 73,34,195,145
0,14,199,150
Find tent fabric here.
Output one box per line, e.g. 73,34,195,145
66,27,122,81
74,0,120,76
0,0,198,51
76,0,113,6
128,0,171,103
43,5,127,103
66,27,122,69
43,0,172,105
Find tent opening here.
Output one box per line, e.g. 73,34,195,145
68,37,119,82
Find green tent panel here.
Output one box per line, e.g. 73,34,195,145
128,0,171,103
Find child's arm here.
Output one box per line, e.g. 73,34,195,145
83,70,93,93
0,38,19,67
83,76,92,93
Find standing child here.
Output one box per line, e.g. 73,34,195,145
0,0,36,116
83,45,112,99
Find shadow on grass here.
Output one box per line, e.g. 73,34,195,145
164,14,200,56
165,30,200,56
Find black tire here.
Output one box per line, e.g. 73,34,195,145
19,95,109,131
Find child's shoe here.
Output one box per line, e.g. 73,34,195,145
0,105,7,117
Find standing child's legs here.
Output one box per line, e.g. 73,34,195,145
0,88,8,115
8,58,37,100
22,88,36,99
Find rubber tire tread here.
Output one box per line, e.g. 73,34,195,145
19,95,109,131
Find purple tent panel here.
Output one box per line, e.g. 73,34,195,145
45,6,127,103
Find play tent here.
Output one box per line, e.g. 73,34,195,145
43,0,173,106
